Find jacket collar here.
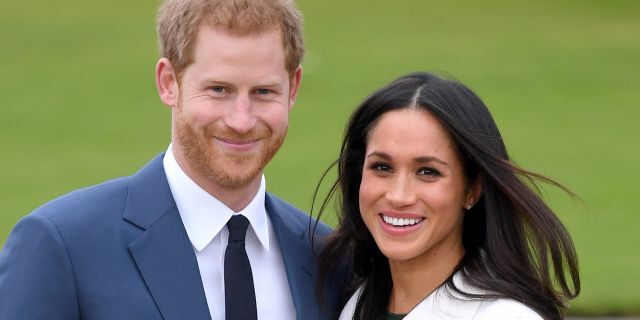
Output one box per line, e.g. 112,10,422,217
266,193,328,319
122,154,329,319
124,154,211,320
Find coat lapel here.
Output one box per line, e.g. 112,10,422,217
124,154,211,320
266,194,323,319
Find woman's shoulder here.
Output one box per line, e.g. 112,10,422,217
404,290,542,320
453,272,543,320
339,276,543,320
451,273,543,319
473,298,543,319
404,274,543,320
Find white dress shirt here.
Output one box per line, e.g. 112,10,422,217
163,147,296,320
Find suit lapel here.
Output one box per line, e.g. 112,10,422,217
266,194,321,319
124,154,211,320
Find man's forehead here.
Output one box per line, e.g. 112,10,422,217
201,19,282,37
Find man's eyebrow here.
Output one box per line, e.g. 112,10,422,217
200,78,232,86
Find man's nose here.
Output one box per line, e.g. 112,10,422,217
224,94,256,134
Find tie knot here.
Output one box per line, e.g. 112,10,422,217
227,215,250,243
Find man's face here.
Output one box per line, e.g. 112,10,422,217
171,26,300,191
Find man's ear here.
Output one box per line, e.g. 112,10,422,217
156,58,179,107
287,65,303,110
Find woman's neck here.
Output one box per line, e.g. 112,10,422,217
387,242,464,314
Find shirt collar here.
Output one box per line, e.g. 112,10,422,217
163,145,270,252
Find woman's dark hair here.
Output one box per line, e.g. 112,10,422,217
314,72,580,320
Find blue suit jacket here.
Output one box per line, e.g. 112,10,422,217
0,154,344,319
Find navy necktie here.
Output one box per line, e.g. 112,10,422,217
224,215,258,320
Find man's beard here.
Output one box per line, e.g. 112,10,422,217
174,114,286,189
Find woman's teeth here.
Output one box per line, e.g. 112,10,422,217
382,215,424,227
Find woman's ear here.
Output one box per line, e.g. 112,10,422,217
465,174,484,210
156,58,179,107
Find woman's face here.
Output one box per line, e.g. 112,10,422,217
359,108,478,265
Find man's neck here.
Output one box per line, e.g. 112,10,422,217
195,175,261,212
171,149,262,212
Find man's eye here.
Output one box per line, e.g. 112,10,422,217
256,88,272,95
211,86,225,93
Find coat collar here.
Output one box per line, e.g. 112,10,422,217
124,154,211,320
122,154,328,319
266,194,329,319
123,153,175,230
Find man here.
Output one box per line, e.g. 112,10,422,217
0,0,345,319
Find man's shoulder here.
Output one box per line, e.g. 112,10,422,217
265,192,333,236
265,193,306,220
29,176,131,227
29,153,166,228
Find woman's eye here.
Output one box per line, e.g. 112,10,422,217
368,163,392,173
418,167,440,176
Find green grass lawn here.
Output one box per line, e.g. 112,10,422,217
1,0,638,315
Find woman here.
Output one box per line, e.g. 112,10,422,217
316,72,580,319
